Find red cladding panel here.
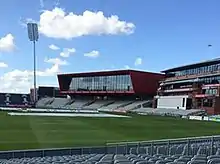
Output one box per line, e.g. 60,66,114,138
214,97,220,114
130,71,164,95
57,75,72,91
203,107,215,115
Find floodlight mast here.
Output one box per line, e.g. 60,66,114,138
27,23,39,106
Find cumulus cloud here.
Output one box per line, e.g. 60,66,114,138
0,57,67,93
49,44,60,50
44,57,68,65
60,48,76,58
0,69,55,94
0,34,15,52
37,7,135,39
0,62,8,68
84,50,100,58
134,57,142,66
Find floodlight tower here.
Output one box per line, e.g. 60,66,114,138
27,23,39,105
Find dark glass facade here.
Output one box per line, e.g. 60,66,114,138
170,63,220,77
69,75,133,91
38,87,65,98
200,75,220,84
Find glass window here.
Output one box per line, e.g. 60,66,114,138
69,74,133,91
203,99,213,107
173,63,220,77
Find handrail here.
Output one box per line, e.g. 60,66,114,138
0,134,220,159
165,70,220,82
0,145,104,153
106,134,220,145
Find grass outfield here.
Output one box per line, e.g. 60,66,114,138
1,112,220,151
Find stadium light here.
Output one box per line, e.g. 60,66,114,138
27,23,39,105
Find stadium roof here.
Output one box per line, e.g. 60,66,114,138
58,69,162,77
161,58,220,73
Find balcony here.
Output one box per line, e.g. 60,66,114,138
202,84,220,89
164,70,220,82
160,88,194,93
195,94,218,98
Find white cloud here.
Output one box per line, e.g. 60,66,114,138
0,34,15,52
134,57,142,66
0,68,57,94
37,7,135,39
0,62,8,68
124,65,130,69
44,57,68,65
60,48,76,58
19,18,37,28
0,57,67,93
49,44,60,50
84,50,100,58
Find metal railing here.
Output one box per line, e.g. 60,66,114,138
0,146,107,159
0,135,220,159
164,70,220,82
106,135,220,155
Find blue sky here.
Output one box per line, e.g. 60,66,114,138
0,0,219,93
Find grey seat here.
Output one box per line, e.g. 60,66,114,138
208,155,220,160
208,158,220,164
155,159,173,164
136,161,154,164
187,160,207,164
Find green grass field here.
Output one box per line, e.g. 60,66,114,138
1,112,220,151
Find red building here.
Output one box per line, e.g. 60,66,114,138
57,69,164,98
155,58,220,115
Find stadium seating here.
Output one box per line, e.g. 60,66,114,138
35,98,205,117
83,100,114,110
65,99,90,109
36,98,142,111
35,97,53,108
98,101,134,111
46,98,71,108
118,100,152,111
1,151,220,163
1,135,220,163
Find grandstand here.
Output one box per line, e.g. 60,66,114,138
155,58,220,115
35,96,204,116
12,68,209,117
33,68,207,116
36,70,164,112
